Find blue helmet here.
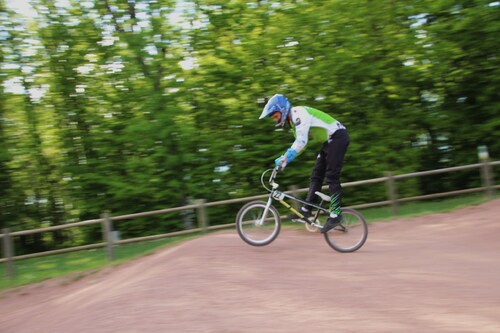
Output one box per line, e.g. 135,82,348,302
259,94,291,127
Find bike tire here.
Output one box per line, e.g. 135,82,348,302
236,201,281,247
323,207,368,253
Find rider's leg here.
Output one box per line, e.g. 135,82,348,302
289,148,326,221
321,130,350,233
303,149,327,211
325,129,349,215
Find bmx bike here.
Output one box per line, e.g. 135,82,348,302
236,167,368,253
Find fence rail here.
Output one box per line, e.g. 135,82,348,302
1,159,498,279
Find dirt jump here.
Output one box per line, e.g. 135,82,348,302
1,199,500,333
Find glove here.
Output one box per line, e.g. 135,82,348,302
275,155,287,170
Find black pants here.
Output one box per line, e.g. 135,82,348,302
304,129,350,215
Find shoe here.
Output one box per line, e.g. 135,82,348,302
288,207,311,222
320,215,342,233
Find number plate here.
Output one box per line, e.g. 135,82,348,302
272,191,285,200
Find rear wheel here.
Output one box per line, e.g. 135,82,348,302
323,208,368,253
236,201,281,246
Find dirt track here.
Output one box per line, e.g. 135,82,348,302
1,199,500,333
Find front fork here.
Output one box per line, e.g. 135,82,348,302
258,190,285,226
257,196,274,226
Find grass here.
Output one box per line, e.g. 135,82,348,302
358,193,492,222
1,193,497,291
0,233,200,291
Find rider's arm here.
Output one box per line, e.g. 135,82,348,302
283,107,312,164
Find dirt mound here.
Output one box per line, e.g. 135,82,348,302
2,200,500,333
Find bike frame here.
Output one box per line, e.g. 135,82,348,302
262,167,329,228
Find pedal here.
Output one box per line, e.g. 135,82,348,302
305,220,319,233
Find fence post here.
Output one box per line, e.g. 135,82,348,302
101,212,114,261
385,172,399,216
2,228,15,280
480,157,495,199
196,199,208,233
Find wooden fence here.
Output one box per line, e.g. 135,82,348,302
1,159,499,279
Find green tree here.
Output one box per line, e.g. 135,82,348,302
1,0,499,253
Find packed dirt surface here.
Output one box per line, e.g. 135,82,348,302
1,199,500,333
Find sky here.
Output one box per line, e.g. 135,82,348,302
6,0,38,17
3,0,196,96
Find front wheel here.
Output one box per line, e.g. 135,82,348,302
236,201,281,246
323,208,368,253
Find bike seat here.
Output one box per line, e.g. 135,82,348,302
315,191,331,202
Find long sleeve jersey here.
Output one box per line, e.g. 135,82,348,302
283,106,346,163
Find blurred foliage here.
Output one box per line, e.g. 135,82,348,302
0,0,498,253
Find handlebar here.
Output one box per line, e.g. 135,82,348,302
269,166,279,184
260,167,280,192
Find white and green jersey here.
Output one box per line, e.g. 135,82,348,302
288,106,345,156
